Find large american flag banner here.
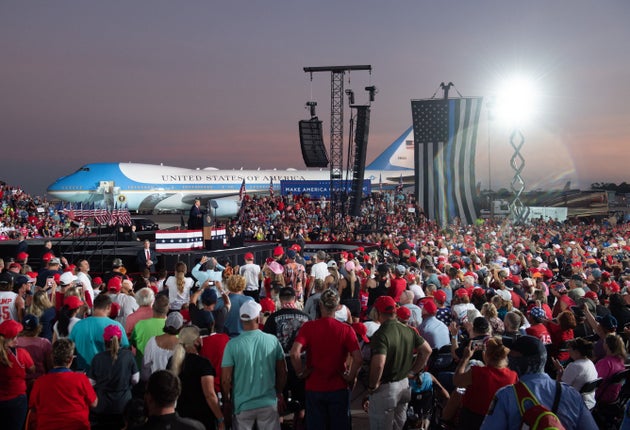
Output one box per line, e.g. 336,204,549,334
411,97,483,226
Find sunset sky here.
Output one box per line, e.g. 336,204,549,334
1,1,629,196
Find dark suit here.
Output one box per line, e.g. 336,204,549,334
137,248,158,273
188,204,203,230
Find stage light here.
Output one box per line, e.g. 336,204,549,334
494,76,538,126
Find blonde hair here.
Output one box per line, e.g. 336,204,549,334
532,289,547,304
170,326,200,376
484,336,510,366
29,290,53,317
344,266,357,297
0,335,11,367
174,262,187,294
106,336,120,361
227,274,246,293
481,302,498,319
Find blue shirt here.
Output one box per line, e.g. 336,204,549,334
191,263,225,284
215,293,253,337
70,316,130,370
480,373,597,430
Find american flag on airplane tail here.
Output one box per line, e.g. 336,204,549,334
411,97,483,226
239,179,246,201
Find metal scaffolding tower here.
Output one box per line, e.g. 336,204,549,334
303,65,371,230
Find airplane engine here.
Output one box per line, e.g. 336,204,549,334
207,196,241,219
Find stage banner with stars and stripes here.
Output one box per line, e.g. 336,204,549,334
411,97,483,226
155,230,204,252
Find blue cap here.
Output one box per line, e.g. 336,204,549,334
201,288,218,306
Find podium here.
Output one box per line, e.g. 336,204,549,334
203,215,226,250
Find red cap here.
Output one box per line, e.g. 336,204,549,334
472,287,486,297
244,252,254,261
260,297,276,313
109,302,120,318
16,252,28,261
352,322,370,343
0,320,23,338
9,262,22,271
42,252,54,262
455,288,469,298
422,299,438,315
64,295,84,310
92,277,103,286
433,290,447,303
585,291,598,301
107,276,122,292
374,296,397,314
396,306,411,321
273,246,284,257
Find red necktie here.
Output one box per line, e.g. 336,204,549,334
146,250,150,261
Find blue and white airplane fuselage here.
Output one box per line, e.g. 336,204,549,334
47,127,415,215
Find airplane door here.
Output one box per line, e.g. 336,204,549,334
97,180,120,210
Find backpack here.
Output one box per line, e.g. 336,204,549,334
512,381,566,430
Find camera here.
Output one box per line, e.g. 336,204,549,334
471,339,486,351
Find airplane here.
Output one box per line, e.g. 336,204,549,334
47,127,415,217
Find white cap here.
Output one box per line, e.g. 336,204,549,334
239,300,262,321
59,272,78,286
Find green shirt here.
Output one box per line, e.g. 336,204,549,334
370,318,425,383
131,317,166,363
221,329,284,414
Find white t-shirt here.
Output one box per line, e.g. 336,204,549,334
142,336,175,381
165,276,194,310
310,262,329,281
76,272,94,306
561,357,598,410
111,293,139,326
408,283,425,303
239,263,261,291
0,291,18,324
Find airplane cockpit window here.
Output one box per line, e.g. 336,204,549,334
75,166,90,173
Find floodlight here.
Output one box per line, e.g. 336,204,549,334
494,77,538,126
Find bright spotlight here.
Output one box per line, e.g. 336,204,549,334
494,77,538,126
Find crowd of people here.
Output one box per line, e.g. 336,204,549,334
1,180,630,429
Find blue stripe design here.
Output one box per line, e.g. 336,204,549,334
366,126,414,171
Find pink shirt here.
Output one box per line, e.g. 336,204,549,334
124,306,154,336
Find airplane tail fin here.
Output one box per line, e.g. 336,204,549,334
366,126,415,171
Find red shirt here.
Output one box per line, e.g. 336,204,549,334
0,347,34,400
462,366,518,415
29,369,96,430
200,333,230,394
294,317,360,392
546,322,574,361
526,323,552,345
